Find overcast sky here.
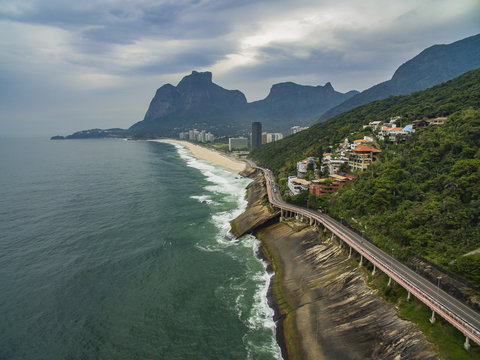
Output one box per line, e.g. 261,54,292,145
1,0,479,136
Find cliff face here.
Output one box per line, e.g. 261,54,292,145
260,223,437,359
129,71,249,137
232,174,437,359
143,71,247,121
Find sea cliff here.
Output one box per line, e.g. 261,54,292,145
231,172,437,359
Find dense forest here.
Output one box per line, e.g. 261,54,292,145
330,108,480,282
249,68,480,282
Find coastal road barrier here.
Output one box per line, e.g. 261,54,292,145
258,167,480,348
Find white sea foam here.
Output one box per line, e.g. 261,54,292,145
190,195,217,205
172,142,282,359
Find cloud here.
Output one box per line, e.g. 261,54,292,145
0,0,479,134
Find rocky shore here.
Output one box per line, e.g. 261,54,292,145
231,171,438,360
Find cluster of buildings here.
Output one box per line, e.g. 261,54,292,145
288,156,357,196
320,138,382,174
288,173,356,196
180,122,308,152
365,116,447,143
229,121,286,151
286,115,447,198
179,129,215,143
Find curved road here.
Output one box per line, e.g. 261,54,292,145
260,167,480,346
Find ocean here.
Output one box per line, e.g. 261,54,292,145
0,138,282,360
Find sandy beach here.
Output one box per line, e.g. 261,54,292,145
150,139,247,173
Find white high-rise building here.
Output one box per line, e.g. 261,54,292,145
266,132,283,143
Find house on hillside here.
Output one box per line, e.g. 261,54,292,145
309,173,356,196
321,152,348,175
288,176,311,195
296,157,317,178
378,126,404,141
348,145,382,171
412,119,428,129
352,139,368,148
427,117,447,125
368,121,382,130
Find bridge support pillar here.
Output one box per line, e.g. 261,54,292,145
372,264,376,276
280,209,284,222
359,254,363,266
348,246,352,259
464,336,471,351
407,291,411,301
310,217,313,226
387,276,392,287
429,310,436,324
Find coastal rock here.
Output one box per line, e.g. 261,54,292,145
229,172,279,238
260,223,438,360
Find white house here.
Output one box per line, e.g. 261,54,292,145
288,176,310,195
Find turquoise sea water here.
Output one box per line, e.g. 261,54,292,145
0,138,281,359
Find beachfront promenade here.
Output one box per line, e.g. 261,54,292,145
258,166,480,349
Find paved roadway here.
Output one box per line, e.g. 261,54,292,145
260,167,480,345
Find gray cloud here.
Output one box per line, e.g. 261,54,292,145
0,0,479,135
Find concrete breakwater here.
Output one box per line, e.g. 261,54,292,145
231,172,437,359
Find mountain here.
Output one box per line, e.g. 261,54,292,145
129,71,248,138
318,33,480,122
249,68,480,282
129,72,357,138
54,72,356,139
246,82,358,133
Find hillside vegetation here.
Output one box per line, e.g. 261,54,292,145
249,68,480,282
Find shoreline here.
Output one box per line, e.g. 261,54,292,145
150,139,247,173
154,140,283,356
232,174,438,360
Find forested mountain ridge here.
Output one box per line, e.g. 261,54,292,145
318,33,480,122
249,68,480,282
250,68,480,176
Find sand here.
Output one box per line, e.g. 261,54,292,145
150,139,247,173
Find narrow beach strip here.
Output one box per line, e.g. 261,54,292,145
150,139,246,173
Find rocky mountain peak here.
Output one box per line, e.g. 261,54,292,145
323,82,334,91
177,71,213,90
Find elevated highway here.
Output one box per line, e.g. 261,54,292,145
259,167,480,349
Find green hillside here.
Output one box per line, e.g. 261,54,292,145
249,68,480,282
250,68,480,176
